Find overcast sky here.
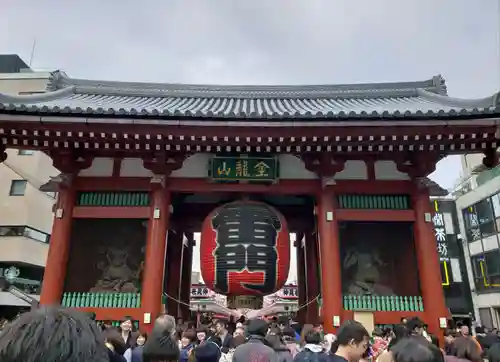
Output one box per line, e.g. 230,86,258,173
2,0,499,281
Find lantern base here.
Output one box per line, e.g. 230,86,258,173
227,295,263,310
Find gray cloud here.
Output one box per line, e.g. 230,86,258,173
1,0,499,190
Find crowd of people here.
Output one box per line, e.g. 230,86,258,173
0,307,499,362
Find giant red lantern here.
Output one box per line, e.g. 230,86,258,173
200,201,290,296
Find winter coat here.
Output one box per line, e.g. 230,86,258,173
293,344,329,362
233,335,278,362
274,345,293,362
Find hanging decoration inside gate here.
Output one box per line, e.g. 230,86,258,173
200,201,290,301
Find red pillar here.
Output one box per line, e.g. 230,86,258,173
306,231,320,324
179,232,194,321
317,187,343,333
166,231,183,317
141,184,170,329
40,186,75,305
296,234,307,325
413,186,448,343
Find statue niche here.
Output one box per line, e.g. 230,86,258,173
90,247,143,293
343,249,395,296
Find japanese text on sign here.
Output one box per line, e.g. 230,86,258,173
432,212,448,259
212,157,278,181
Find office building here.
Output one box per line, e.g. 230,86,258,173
455,151,500,328
0,55,57,314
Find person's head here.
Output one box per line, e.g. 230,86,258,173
197,326,208,342
444,329,457,345
282,327,296,343
305,331,322,345
152,314,176,338
215,320,227,334
313,323,324,334
323,334,336,353
233,327,245,338
266,330,284,350
487,342,500,362
450,337,482,362
181,330,196,348
120,316,133,332
333,321,370,361
391,338,442,362
460,325,470,336
136,331,148,346
400,317,408,325
195,341,221,362
0,306,108,362
300,324,315,346
209,324,217,335
388,324,409,350
372,327,384,339
231,335,246,349
247,319,268,337
475,326,485,335
103,327,128,355
406,317,424,336
102,320,113,330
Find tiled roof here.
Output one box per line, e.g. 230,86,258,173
0,71,499,120
421,178,448,197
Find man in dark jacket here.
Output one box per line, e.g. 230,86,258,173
132,314,177,362
233,319,278,362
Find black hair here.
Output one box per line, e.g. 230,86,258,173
335,320,369,346
304,331,322,345
103,327,128,355
143,334,180,362
0,306,108,362
392,338,442,362
388,324,409,350
406,317,424,333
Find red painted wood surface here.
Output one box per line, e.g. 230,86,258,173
39,187,75,305
73,177,415,196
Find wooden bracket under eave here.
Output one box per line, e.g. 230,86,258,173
48,150,94,174
482,147,499,169
142,152,190,177
301,153,346,184
0,143,6,164
395,153,439,179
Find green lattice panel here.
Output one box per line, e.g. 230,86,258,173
61,292,141,308
76,192,150,207
337,194,411,210
342,295,424,312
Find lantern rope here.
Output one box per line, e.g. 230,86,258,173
162,292,322,313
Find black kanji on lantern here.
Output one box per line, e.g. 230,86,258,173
212,203,281,294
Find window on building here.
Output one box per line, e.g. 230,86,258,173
479,308,494,329
463,207,481,242
476,199,497,238
17,150,34,156
471,250,500,293
491,193,500,231
463,199,497,241
9,180,27,196
0,225,50,243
